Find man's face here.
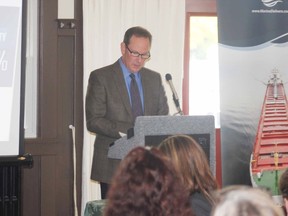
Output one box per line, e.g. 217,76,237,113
121,35,151,73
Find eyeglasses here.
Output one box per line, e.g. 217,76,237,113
125,44,151,59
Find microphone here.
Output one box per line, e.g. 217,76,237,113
165,73,184,115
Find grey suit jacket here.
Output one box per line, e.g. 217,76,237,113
85,60,169,183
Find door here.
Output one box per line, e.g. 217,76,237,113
22,0,83,215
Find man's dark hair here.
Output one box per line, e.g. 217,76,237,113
123,26,152,45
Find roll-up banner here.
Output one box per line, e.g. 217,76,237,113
217,0,288,185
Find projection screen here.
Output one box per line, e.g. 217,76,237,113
0,0,25,156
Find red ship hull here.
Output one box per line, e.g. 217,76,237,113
250,72,288,199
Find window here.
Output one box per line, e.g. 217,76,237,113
24,0,38,138
189,16,220,128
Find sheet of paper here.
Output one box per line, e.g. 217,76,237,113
119,132,126,137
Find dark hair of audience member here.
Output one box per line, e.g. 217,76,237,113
104,146,194,216
279,168,288,215
158,135,218,203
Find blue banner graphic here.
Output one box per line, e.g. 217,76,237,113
218,0,288,47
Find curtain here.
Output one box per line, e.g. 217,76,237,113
82,0,185,214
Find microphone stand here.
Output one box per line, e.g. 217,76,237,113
172,94,184,116
165,73,184,116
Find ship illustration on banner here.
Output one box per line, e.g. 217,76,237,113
250,69,288,205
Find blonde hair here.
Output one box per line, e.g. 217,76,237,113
212,185,284,216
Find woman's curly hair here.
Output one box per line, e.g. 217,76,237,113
104,146,194,216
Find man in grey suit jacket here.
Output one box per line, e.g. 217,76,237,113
85,26,169,198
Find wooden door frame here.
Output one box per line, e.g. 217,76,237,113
22,0,83,215
184,0,222,186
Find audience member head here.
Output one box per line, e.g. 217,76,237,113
211,185,284,216
279,169,288,214
104,146,194,216
158,134,218,203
